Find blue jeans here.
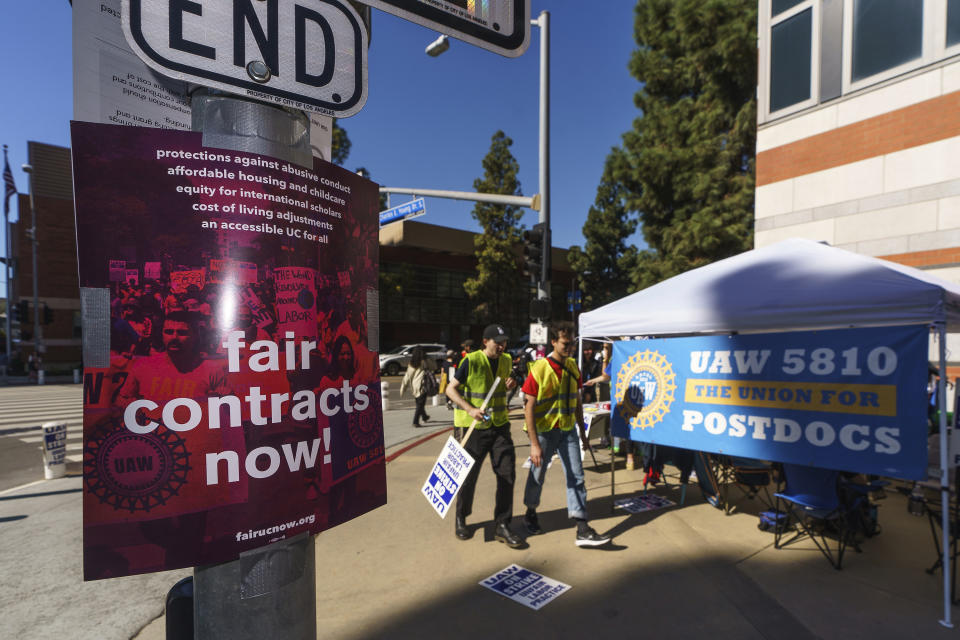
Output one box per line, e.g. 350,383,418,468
524,428,587,520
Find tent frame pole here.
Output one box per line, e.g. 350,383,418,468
937,323,954,628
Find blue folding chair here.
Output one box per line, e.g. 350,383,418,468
774,463,865,570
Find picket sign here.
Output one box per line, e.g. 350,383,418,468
421,378,501,518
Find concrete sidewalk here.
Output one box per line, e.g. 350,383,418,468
136,403,960,639
0,402,455,640
7,398,955,639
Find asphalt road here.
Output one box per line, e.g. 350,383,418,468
0,384,84,493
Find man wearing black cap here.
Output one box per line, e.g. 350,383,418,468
445,324,522,547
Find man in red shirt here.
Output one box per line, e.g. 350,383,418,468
520,321,610,547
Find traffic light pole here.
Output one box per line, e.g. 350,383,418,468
3,146,11,374
22,163,42,377
534,10,550,303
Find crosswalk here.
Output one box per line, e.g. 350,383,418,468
0,384,84,463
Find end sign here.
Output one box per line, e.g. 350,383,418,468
122,0,368,116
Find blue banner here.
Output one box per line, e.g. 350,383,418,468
610,325,929,479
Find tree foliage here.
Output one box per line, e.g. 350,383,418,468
464,131,524,323
331,119,351,166
568,148,639,309
617,0,757,289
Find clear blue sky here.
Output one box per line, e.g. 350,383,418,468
0,1,643,298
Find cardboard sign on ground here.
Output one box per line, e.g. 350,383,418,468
480,564,571,610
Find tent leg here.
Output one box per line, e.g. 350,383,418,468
937,324,954,628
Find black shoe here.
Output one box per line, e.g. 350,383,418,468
575,526,611,548
455,516,470,540
524,511,542,535
413,423,423,428
422,415,431,422
495,523,523,549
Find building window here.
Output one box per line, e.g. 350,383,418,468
772,0,805,16
851,0,923,82
949,0,960,47
760,0,960,124
770,8,813,112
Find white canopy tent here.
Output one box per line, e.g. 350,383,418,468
580,238,960,338
578,238,960,627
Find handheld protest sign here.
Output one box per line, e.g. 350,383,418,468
422,436,475,518
421,377,501,518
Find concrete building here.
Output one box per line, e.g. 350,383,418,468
755,0,960,371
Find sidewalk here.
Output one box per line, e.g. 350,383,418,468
134,403,960,639
6,399,955,639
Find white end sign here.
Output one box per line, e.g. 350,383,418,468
422,435,475,518
122,0,368,116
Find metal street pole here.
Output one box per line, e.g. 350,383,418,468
3,146,11,374
534,10,550,303
189,88,315,640
22,163,42,381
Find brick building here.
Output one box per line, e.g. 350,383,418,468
378,219,574,351
5,139,572,366
9,142,82,370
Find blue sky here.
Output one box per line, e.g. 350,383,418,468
1,0,643,298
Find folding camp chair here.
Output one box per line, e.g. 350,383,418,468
774,463,865,570
711,455,776,515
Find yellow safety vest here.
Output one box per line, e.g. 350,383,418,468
453,350,512,428
527,357,580,432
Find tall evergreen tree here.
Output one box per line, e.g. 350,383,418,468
616,0,757,289
464,131,524,323
568,148,639,309
331,120,351,165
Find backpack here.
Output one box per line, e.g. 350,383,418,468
422,370,439,396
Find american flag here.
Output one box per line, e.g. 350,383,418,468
3,146,16,216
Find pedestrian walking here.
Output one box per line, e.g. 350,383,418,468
445,324,521,547
400,346,437,427
522,321,612,547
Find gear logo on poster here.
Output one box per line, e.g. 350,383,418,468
84,420,190,513
615,350,677,430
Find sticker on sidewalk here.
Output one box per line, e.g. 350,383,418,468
480,564,570,610
421,436,475,518
614,494,675,513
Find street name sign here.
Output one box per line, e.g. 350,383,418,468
379,197,425,227
121,0,368,116
362,0,529,57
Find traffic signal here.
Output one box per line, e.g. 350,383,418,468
522,222,546,281
14,300,28,323
42,304,53,325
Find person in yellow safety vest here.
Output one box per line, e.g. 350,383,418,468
521,321,612,548
445,324,522,548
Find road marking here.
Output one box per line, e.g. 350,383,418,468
0,479,47,497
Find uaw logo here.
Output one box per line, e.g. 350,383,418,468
84,417,190,513
615,350,677,430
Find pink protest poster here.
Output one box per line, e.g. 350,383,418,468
71,122,385,580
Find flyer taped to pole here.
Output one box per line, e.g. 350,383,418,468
421,377,501,518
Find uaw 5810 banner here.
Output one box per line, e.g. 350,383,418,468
71,122,385,580
610,325,928,480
